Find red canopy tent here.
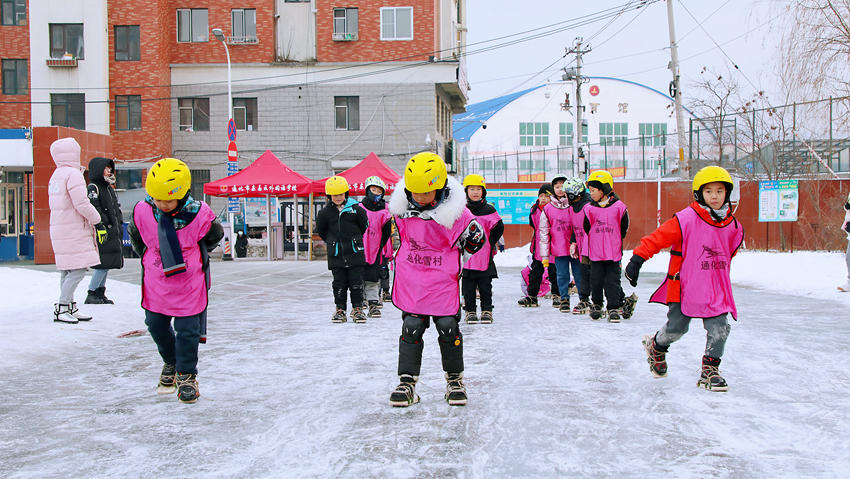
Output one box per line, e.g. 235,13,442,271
311,152,401,196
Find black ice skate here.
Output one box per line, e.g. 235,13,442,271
465,311,479,324
479,311,493,324
176,373,200,403
572,300,590,315
445,372,467,406
332,309,347,323
517,296,538,307
697,356,728,392
642,334,668,378
157,363,177,394
351,307,367,324
589,304,605,320
368,302,382,318
559,299,571,313
552,295,561,308
622,293,638,319
389,374,419,407
382,291,392,302
607,308,622,323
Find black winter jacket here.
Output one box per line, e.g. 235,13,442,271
87,157,124,270
315,197,369,270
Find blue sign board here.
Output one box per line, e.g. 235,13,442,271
488,189,538,225
227,118,237,141
228,197,240,214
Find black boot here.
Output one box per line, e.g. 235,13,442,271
697,356,729,392
96,287,114,305
84,290,104,304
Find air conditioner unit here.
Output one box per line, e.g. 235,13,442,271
332,32,358,41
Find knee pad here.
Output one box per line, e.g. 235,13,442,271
434,316,461,345
401,314,427,344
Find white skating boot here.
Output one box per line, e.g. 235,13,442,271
53,303,78,324
68,302,92,322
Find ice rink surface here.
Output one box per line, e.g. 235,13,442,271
1,252,849,478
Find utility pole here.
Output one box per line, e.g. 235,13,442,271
666,0,688,178
565,37,591,178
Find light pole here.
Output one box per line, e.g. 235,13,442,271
212,28,236,259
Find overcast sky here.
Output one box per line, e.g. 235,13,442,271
464,0,783,105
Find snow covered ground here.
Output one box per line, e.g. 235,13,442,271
1,248,849,478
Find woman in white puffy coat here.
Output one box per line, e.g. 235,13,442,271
47,137,102,323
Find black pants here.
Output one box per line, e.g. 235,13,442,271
579,257,591,302
379,263,391,292
144,310,201,375
398,312,463,376
590,260,623,310
527,259,559,297
462,274,494,312
331,265,364,309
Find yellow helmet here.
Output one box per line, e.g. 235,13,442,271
404,152,447,194
145,158,191,200
325,175,350,196
586,170,614,193
462,174,486,189
692,165,733,204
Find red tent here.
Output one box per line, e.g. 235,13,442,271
204,150,314,197
311,152,401,196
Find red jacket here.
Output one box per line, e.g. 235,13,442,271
633,201,738,303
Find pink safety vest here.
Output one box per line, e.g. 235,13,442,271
392,209,475,316
530,207,544,261
382,225,395,260
649,207,744,319
464,211,501,271
362,207,391,264
585,201,627,261
566,204,589,256
134,201,215,317
543,203,572,257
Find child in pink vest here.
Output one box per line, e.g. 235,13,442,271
128,159,223,403
624,166,744,392
461,174,504,324
359,176,393,318
582,170,629,322
387,153,485,408
517,184,560,307
538,176,575,312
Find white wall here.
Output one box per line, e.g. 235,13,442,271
276,0,316,62
29,0,109,134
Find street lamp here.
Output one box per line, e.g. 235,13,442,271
212,27,236,259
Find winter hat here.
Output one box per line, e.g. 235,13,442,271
538,183,555,197
50,137,81,168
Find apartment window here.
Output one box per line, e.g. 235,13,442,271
558,122,587,146
115,95,141,131
177,9,208,42
518,160,545,171
51,94,85,130
178,97,210,131
519,122,548,147
49,24,84,59
333,8,358,40
639,122,667,147
116,169,144,190
2,59,27,95
380,7,413,40
599,122,628,146
231,9,257,42
190,169,210,197
334,96,359,130
115,25,140,61
233,98,257,131
1,0,25,25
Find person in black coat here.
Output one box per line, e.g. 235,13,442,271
315,176,369,323
85,157,124,304
234,230,248,258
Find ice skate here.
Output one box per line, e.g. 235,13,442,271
479,311,493,324
622,293,638,319
838,281,850,292
552,295,561,308
175,373,200,403
568,283,578,296
697,356,728,392
332,309,347,323
517,296,538,307
445,372,467,406
642,334,668,378
589,304,605,320
389,374,419,407
465,311,479,324
382,291,392,302
572,300,590,315
559,299,571,313
53,303,78,324
68,302,92,322
351,307,367,324
607,308,622,323
367,302,382,318
156,363,177,394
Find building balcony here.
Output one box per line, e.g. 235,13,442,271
46,58,78,67
227,35,259,45
332,32,358,41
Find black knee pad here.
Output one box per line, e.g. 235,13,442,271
400,314,427,344
434,315,461,345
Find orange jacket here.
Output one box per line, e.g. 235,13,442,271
633,201,738,303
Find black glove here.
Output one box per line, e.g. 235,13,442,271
624,255,645,287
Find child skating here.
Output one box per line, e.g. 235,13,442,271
461,174,504,324
128,158,223,403
538,176,574,312
563,177,593,315
582,170,630,322
625,166,744,392
518,184,560,307
388,153,485,407
359,176,393,318
315,176,369,323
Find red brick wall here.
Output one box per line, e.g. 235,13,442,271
0,1,31,129
316,0,436,62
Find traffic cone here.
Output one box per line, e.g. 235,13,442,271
223,237,233,261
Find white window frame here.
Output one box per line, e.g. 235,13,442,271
177,8,208,43
380,7,413,41
231,8,257,43
333,8,358,41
